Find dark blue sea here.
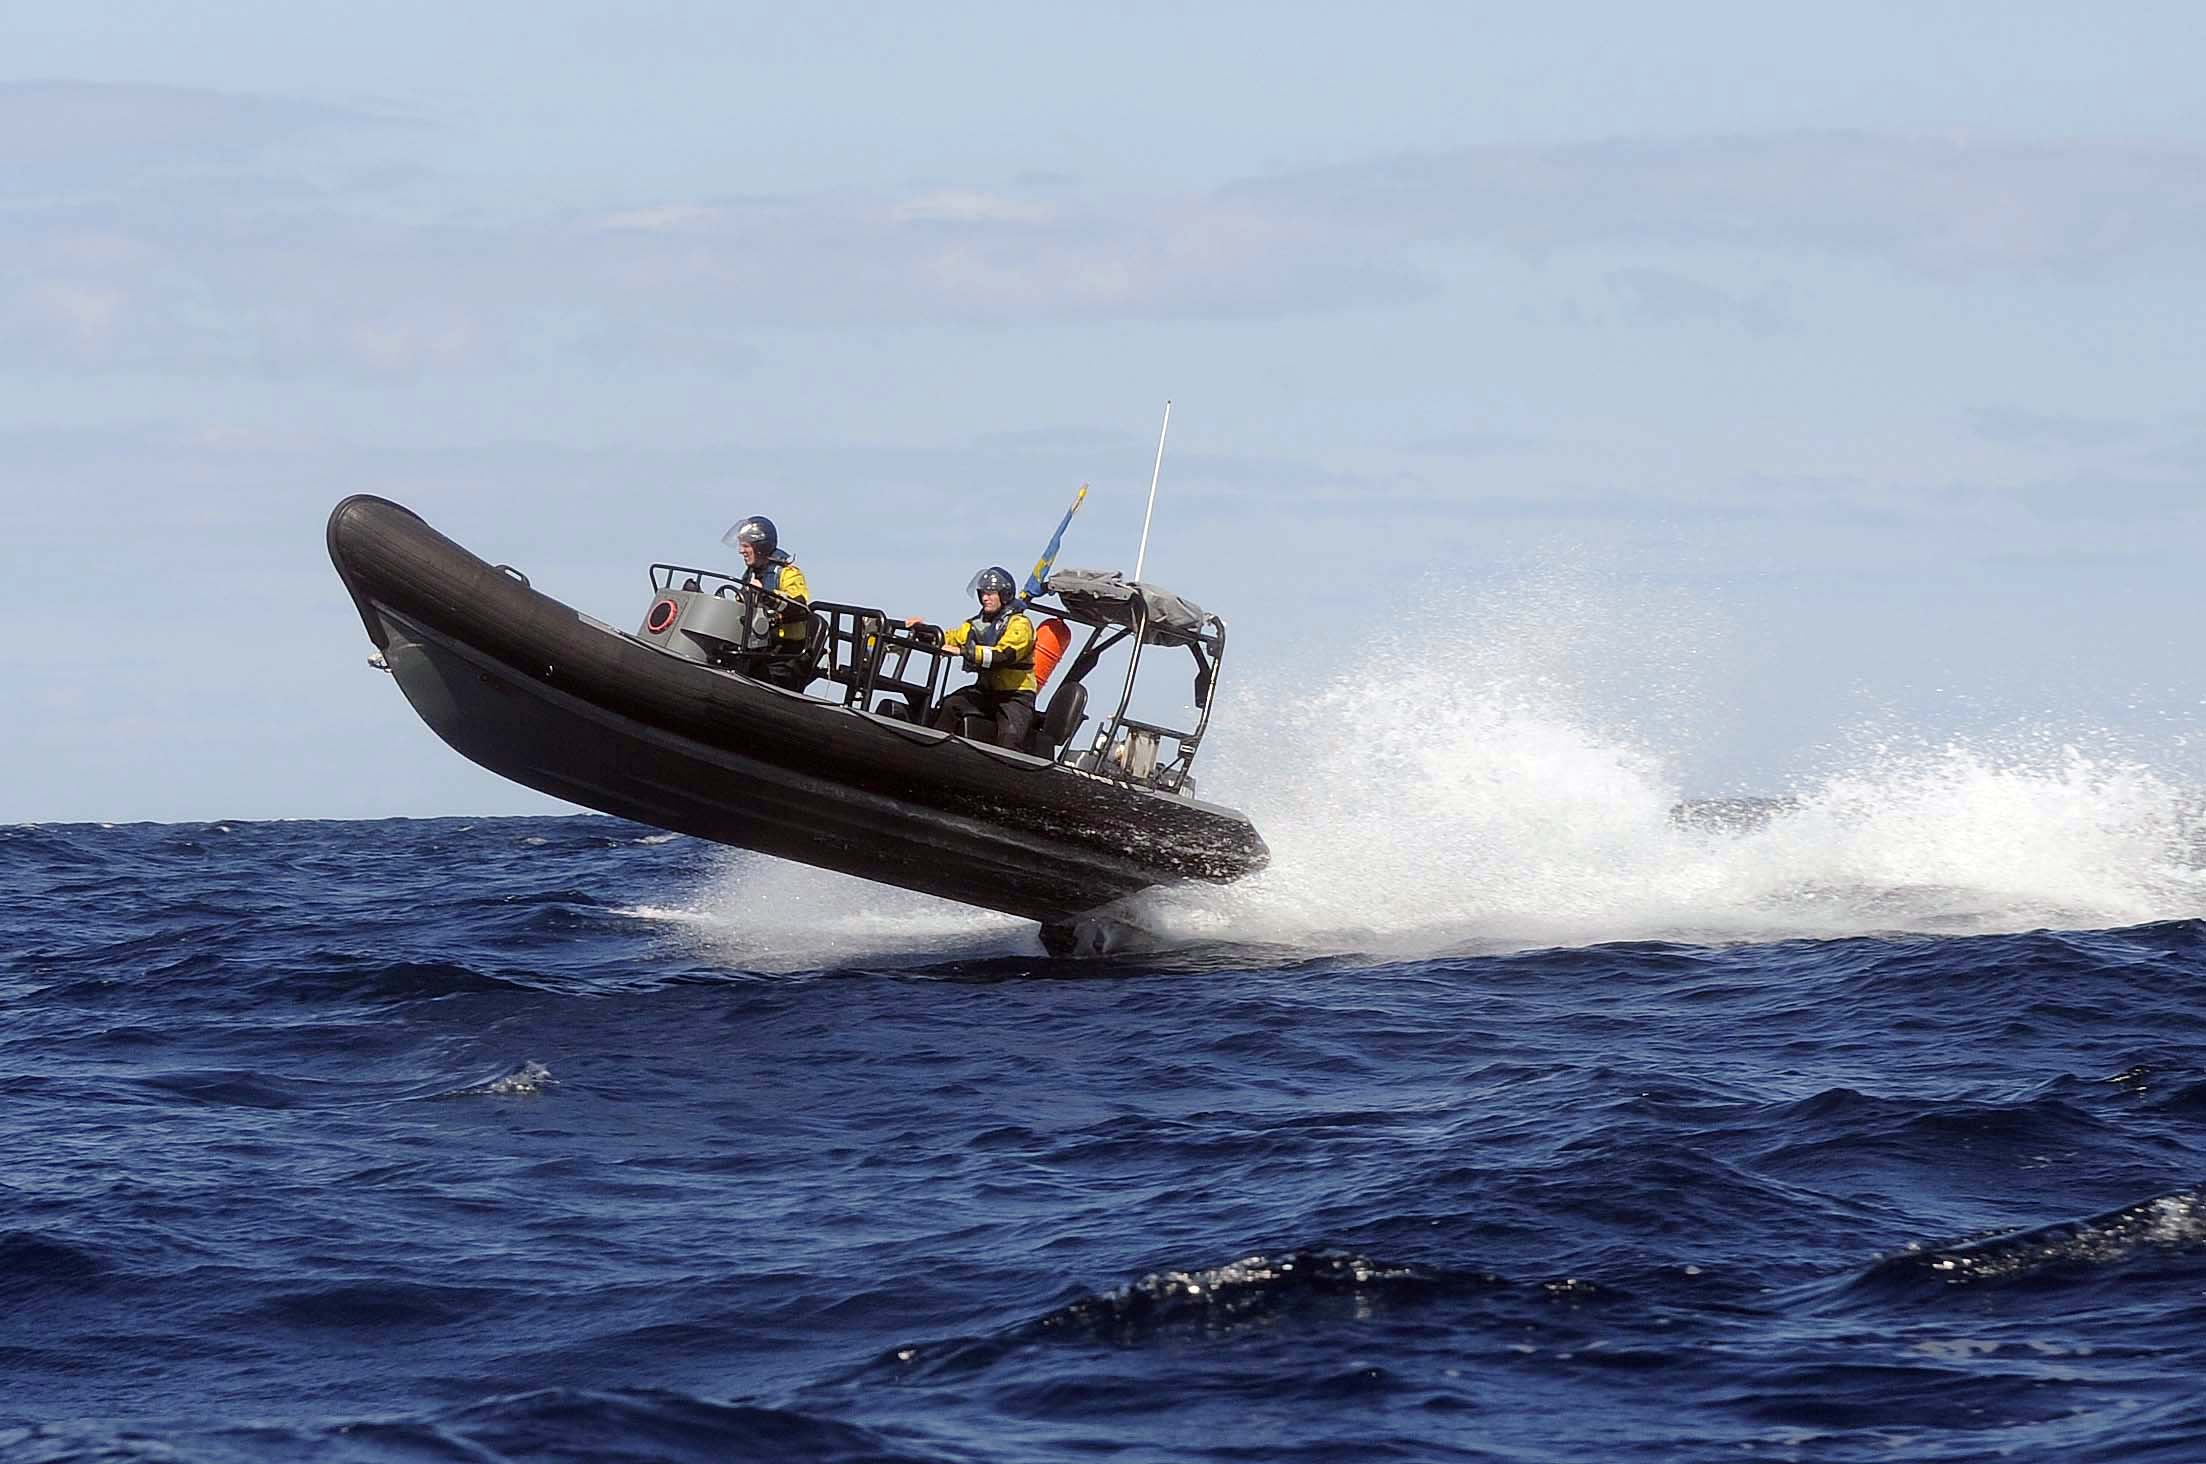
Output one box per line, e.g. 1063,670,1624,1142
9,803,2206,1462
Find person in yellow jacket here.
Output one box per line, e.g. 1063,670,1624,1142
904,566,1038,749
724,514,814,690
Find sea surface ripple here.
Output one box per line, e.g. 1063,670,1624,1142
7,816,2206,1462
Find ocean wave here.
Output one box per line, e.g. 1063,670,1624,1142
273,959,562,1003
14,814,2206,1463
1839,1184,2206,1300
243,1279,499,1332
428,1387,953,1464
1756,1088,2117,1180
1025,1250,1460,1337
871,1250,1506,1381
0,1230,108,1300
438,1061,555,1099
133,1068,318,1111
1,1390,954,1464
0,1423,189,1463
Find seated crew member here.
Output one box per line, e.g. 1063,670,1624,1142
723,514,813,690
903,566,1037,749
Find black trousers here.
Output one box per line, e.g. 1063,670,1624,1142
932,686,1037,750
748,650,814,692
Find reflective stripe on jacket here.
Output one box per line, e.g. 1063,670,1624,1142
941,608,1036,693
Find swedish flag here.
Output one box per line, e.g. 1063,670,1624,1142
1021,483,1088,605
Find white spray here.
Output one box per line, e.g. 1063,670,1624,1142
649,567,2206,968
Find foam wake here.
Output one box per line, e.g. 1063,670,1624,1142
639,857,1031,973
1134,572,2206,955
675,572,2206,964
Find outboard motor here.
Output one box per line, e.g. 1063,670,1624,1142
636,587,773,665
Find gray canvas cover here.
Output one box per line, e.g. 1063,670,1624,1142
1044,569,1209,645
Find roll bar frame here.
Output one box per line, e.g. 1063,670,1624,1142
645,563,1230,794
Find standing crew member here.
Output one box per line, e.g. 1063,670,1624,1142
723,515,813,691
904,566,1037,749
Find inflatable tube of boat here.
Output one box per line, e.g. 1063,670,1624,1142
325,495,1269,927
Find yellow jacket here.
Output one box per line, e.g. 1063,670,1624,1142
747,559,810,645
941,610,1037,693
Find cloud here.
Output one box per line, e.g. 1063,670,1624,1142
0,179,1430,376
1965,406,2140,451
568,132,2203,334
1230,133,2206,275
11,280,129,355
573,188,1428,325
967,425,1146,455
6,111,2202,378
1592,268,1789,335
0,79,413,180
1964,407,2206,483
2001,475,2205,520
1405,430,1545,459
598,205,716,233
891,189,1058,225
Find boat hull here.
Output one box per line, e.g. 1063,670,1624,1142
327,496,1269,926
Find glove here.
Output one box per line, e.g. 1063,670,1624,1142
961,642,982,669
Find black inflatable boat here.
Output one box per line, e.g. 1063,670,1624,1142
326,496,1268,952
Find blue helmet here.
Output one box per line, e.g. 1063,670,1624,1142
722,515,779,559
966,565,1016,604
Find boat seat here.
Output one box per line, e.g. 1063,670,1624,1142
1027,681,1087,758
763,610,832,692
727,611,827,691
873,679,930,721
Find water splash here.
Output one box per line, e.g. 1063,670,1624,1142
1138,574,2206,955
674,569,2205,964
655,855,1027,973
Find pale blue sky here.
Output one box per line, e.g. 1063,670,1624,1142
4,2,2202,819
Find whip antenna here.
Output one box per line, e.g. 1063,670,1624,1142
1133,400,1171,583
